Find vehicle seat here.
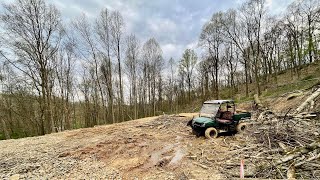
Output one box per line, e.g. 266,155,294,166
221,111,233,120
216,118,232,124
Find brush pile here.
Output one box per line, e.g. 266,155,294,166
221,87,320,179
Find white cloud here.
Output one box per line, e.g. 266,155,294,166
161,43,182,60
161,40,200,61
70,5,95,18
51,0,66,10
162,43,178,58
186,41,198,49
266,0,273,7
0,0,295,64
147,18,177,34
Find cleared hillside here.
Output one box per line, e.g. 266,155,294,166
1,85,319,179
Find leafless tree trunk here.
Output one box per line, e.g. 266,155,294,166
110,11,124,122
73,14,107,125
96,8,115,123
1,0,63,134
240,0,266,96
141,38,164,116
200,12,225,99
179,49,197,102
125,34,139,119
55,37,75,130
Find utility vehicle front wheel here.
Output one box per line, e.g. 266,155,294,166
192,129,201,137
205,127,219,139
236,123,247,133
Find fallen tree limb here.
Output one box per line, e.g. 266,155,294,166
277,113,318,119
226,144,261,154
255,148,283,157
254,94,264,109
275,139,320,165
295,87,320,114
193,162,209,169
287,91,304,100
295,152,320,167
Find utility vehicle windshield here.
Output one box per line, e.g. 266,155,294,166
200,103,220,117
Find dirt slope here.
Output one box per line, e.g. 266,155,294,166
1,114,231,179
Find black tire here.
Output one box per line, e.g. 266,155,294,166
205,127,219,139
187,119,193,126
236,123,247,133
192,129,200,137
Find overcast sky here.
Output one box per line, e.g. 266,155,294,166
1,0,294,62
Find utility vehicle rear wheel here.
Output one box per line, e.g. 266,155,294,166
205,127,219,139
236,123,247,133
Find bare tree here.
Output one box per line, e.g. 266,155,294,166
260,17,283,83
124,34,140,119
200,12,224,99
55,36,76,130
221,9,251,97
0,64,13,139
110,11,124,121
141,38,164,116
240,0,266,96
0,59,40,138
166,57,176,112
179,49,198,102
222,42,239,95
197,57,211,100
96,8,115,123
79,68,96,127
299,0,320,63
1,0,63,134
73,13,108,125
282,3,305,78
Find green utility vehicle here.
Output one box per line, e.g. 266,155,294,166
187,100,251,139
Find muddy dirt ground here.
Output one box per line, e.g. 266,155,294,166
0,113,254,179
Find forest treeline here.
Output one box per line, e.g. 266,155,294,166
0,0,319,139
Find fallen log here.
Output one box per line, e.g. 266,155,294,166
277,113,317,119
287,91,304,100
193,162,209,169
254,94,264,109
254,148,283,157
295,87,320,114
275,139,320,165
295,152,320,167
